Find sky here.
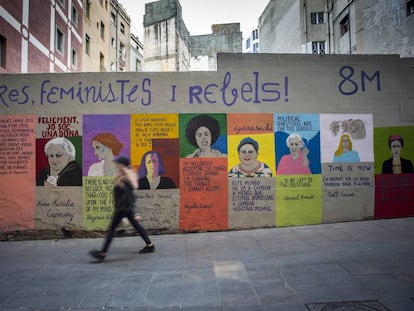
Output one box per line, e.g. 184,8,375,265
118,0,270,41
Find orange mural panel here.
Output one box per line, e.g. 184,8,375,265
179,158,228,231
0,115,36,231
227,114,274,135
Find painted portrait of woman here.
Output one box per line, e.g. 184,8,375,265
185,115,226,158
277,133,311,175
228,137,272,177
333,134,360,163
138,151,176,189
37,137,82,186
88,133,123,176
382,135,413,174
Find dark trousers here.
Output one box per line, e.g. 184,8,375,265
102,209,152,253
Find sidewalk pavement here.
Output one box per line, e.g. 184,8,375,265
0,218,413,311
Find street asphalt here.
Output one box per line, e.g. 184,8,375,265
0,218,413,311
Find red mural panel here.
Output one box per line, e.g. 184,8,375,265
0,115,36,231
180,158,228,231
375,174,414,219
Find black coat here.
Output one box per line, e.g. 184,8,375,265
381,157,414,174
36,161,82,186
114,182,136,212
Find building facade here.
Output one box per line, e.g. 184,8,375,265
143,0,242,71
0,0,83,73
143,0,191,72
243,28,260,53
109,0,130,72
130,34,143,72
259,0,414,57
258,0,329,54
332,0,414,56
82,0,110,72
191,23,242,71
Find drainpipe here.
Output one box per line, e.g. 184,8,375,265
348,5,351,54
326,0,331,53
115,3,119,72
303,0,308,53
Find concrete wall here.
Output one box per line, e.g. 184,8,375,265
144,17,179,71
259,0,414,57
143,0,240,71
190,23,242,71
259,0,302,53
353,0,414,57
0,53,413,235
143,0,191,72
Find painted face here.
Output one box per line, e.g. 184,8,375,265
46,144,71,174
145,153,159,177
288,138,302,156
390,140,402,157
92,140,111,160
195,126,212,150
239,144,257,166
341,136,350,149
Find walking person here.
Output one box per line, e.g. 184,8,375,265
89,156,155,262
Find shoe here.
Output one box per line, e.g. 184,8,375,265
89,250,105,262
139,244,155,254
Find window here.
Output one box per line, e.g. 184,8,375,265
119,42,125,60
120,23,125,35
111,12,116,25
100,52,105,71
253,42,259,53
312,41,325,54
85,34,90,55
99,0,103,6
311,12,325,24
56,26,64,54
100,21,105,40
85,0,91,18
111,37,115,47
408,0,414,16
71,5,78,27
105,0,108,10
71,48,77,68
252,29,258,40
246,38,251,49
136,58,141,71
340,14,350,36
0,35,6,68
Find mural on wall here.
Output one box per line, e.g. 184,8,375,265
131,114,180,231
374,126,414,219
0,111,413,233
0,55,413,234
320,114,374,223
0,115,36,231
35,116,83,229
275,114,322,226
179,114,228,231
227,114,275,229
82,114,130,230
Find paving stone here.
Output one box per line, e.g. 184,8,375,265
306,300,391,311
0,218,413,310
